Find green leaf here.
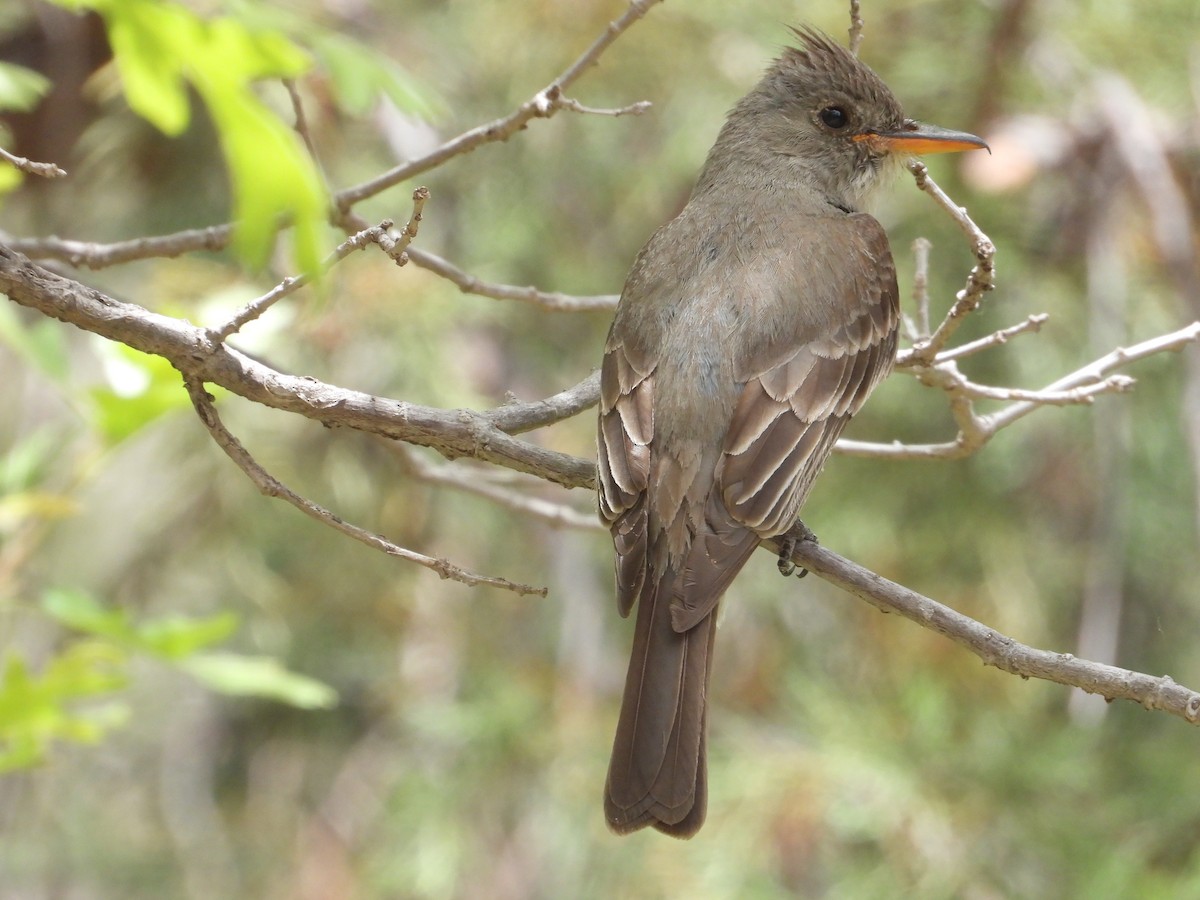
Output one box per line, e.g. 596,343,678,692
309,32,440,119
104,0,194,135
0,162,21,196
201,80,326,272
135,612,239,661
222,0,441,118
47,0,328,273
42,588,135,644
87,343,194,444
44,589,238,661
181,653,338,709
0,646,130,772
0,62,53,114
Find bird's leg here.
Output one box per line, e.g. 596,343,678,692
777,520,819,578
794,519,818,545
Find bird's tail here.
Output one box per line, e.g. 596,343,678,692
604,561,717,838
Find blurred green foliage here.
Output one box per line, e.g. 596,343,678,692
2,0,1200,897
0,587,335,771
0,637,128,773
46,0,329,271
0,61,51,114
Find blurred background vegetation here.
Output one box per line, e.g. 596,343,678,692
3,0,1200,896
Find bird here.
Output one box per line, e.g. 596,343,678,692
596,27,987,838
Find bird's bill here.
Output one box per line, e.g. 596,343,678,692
857,122,990,156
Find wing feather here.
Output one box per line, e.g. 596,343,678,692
598,342,657,617
717,215,899,539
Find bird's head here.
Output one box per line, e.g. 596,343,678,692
724,27,988,210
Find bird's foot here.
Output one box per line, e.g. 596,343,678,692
777,520,818,578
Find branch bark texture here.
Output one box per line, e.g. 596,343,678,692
0,245,596,489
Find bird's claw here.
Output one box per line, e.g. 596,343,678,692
777,521,818,578
777,537,799,577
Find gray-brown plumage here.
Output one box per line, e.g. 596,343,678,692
598,28,986,838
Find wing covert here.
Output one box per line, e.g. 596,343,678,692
718,215,900,538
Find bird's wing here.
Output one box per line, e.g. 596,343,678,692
671,214,900,632
597,336,655,617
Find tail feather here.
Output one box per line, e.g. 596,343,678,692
604,562,717,838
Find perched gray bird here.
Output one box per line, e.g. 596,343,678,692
598,28,987,838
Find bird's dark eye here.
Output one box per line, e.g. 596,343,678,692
819,106,849,129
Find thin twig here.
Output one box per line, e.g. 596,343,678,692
405,246,618,312
285,79,317,159
848,0,865,56
907,236,932,341
209,221,396,340
0,145,67,179
915,359,1134,405
395,445,601,530
378,187,430,265
556,97,652,117
283,78,329,191
183,376,547,596
4,225,236,268
907,161,997,363
909,313,1049,364
3,227,616,314
767,525,1200,727
985,322,1200,433
334,0,663,211
842,321,1200,459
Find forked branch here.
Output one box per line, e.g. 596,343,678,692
184,377,547,596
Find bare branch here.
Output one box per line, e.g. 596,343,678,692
210,220,397,341
405,246,618,312
0,245,598,490
556,97,652,118
911,313,1049,364
285,80,317,160
381,187,431,264
0,145,67,179
3,226,616,314
906,161,997,363
395,445,601,531
486,371,602,434
767,525,1200,727
986,321,1200,433
1,4,652,317
848,0,865,56
5,226,235,269
8,246,1200,723
914,359,1134,406
842,321,1200,459
904,236,932,342
334,0,664,211
283,78,331,198
184,377,547,596
8,241,1196,471
958,374,1134,405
